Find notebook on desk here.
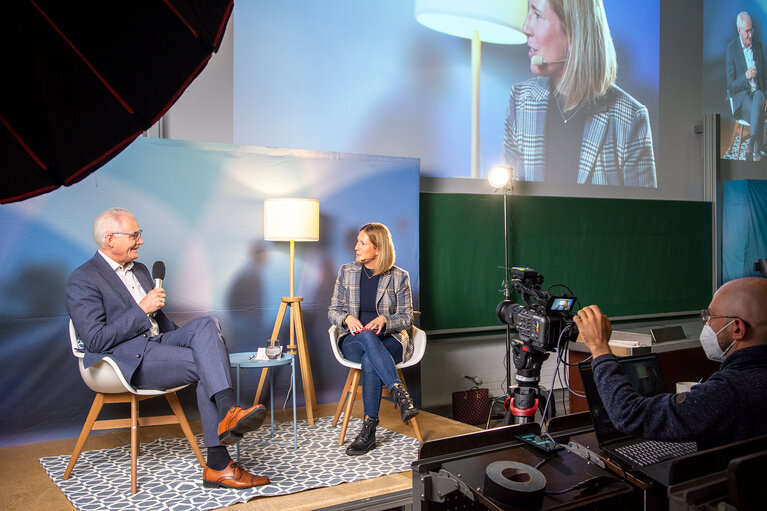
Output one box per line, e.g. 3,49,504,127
578,354,697,486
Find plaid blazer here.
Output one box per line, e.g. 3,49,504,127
328,262,414,362
501,77,657,187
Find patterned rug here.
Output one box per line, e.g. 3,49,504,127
40,416,419,511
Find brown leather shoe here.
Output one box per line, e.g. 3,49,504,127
203,460,270,489
218,404,267,445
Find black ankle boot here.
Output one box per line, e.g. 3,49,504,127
390,382,419,422
346,415,379,456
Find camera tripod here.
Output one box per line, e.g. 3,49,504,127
504,340,557,425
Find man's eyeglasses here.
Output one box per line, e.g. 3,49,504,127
111,230,143,241
700,308,745,326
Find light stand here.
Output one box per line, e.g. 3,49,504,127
260,198,319,425
488,167,514,421
489,168,556,426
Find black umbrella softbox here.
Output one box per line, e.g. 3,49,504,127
1,0,233,203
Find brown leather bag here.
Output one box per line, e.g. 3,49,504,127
452,387,489,425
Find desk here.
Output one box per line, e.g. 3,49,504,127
229,352,297,455
413,420,638,510
569,431,667,510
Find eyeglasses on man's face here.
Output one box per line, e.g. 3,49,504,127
699,308,741,326
110,230,143,241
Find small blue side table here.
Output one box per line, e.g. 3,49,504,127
228,352,298,456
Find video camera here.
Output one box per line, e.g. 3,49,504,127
496,267,579,352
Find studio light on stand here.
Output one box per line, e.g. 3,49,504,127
264,198,320,425
488,165,515,424
488,165,512,300
415,0,526,178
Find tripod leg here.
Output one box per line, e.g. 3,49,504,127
290,302,316,425
271,301,289,346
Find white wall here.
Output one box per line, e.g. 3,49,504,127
148,16,234,144
421,334,563,407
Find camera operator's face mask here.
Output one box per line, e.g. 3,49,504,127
699,320,736,362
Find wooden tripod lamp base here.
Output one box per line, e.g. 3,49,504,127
253,295,317,426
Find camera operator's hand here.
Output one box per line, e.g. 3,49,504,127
573,305,613,359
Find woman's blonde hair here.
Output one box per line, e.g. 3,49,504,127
550,0,617,111
360,222,395,275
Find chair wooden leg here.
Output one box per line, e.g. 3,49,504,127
339,369,361,446
396,369,424,443
409,415,425,443
63,393,106,480
729,122,738,156
165,392,205,468
737,124,747,158
332,370,354,427
130,394,139,494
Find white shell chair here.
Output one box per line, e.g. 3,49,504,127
63,320,204,493
328,324,426,445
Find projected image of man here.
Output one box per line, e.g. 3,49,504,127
726,11,766,162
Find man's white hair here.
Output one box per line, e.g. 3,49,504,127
92,208,134,249
737,11,752,30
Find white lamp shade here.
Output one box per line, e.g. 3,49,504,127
415,0,527,45
264,198,319,241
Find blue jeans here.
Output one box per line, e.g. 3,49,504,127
340,330,403,418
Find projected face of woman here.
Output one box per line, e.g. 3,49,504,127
524,0,569,85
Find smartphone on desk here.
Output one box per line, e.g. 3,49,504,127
515,433,563,453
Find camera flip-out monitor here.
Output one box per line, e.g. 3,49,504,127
548,296,576,313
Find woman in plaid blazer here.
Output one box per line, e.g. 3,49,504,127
328,223,418,455
502,0,656,188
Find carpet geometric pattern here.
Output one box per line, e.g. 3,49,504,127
39,416,420,511
723,133,760,161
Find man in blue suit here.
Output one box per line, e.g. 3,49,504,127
726,11,767,161
66,208,270,489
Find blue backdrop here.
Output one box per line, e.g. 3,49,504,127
0,137,420,447
723,180,767,282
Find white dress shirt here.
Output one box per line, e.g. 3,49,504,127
742,39,757,92
98,251,160,336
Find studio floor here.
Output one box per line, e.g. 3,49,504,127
0,402,482,511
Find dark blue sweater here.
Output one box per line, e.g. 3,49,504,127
593,345,767,450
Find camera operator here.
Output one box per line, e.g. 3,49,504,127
573,277,767,450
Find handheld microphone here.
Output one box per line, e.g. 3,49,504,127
152,261,166,289
531,55,568,66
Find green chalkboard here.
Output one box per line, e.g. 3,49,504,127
419,193,713,332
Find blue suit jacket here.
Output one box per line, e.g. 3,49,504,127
726,37,766,113
66,252,177,382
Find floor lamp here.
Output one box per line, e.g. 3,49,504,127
261,198,320,425
415,0,526,178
